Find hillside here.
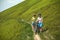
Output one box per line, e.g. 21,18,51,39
0,0,60,40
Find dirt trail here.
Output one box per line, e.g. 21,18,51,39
20,20,41,40
34,34,41,40
20,20,55,40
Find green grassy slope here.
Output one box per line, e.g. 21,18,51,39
0,19,33,40
40,2,60,40
0,0,41,18
0,0,60,40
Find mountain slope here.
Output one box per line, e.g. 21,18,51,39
0,0,60,40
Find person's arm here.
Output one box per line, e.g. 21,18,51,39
36,18,39,23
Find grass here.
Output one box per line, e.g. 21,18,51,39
0,0,60,40
0,19,33,40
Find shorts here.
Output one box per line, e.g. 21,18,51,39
37,22,43,27
32,22,36,27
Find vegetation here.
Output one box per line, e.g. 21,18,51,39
0,0,60,40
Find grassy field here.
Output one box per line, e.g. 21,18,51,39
0,0,60,40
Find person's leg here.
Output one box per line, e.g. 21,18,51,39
32,26,37,35
37,23,40,33
40,27,43,32
32,26,35,31
32,22,35,32
37,23,41,32
38,27,40,33
33,23,36,33
40,22,43,32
